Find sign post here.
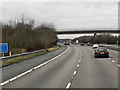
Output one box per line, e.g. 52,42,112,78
0,43,8,57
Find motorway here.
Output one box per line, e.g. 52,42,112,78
1,45,119,89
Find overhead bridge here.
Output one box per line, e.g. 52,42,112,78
56,30,120,34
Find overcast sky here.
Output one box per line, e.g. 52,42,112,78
0,0,119,39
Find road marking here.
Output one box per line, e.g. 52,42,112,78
112,60,115,63
33,65,42,70
9,77,17,82
0,80,9,86
79,60,81,63
66,82,71,89
117,64,120,67
66,55,82,89
108,58,111,60
73,71,77,75
80,58,82,60
0,46,69,86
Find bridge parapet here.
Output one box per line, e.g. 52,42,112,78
56,30,119,34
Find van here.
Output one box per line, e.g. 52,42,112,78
93,44,99,49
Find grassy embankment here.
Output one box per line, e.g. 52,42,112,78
0,45,60,67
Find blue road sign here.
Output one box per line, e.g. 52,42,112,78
0,43,8,53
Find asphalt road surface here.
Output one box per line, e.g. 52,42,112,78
1,45,119,89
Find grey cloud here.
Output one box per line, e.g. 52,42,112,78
1,2,118,29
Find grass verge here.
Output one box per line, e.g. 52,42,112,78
0,45,60,67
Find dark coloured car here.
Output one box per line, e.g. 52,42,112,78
64,42,70,45
81,43,84,46
94,47,109,58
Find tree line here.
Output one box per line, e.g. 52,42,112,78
1,16,57,55
72,33,119,44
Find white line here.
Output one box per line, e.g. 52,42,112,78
1,70,33,86
9,77,17,82
16,74,24,78
112,60,115,63
77,64,79,67
66,82,71,89
117,64,120,67
0,46,69,86
108,58,111,60
24,69,33,73
33,65,41,70
73,71,77,75
0,80,9,86
79,60,81,63
33,60,51,70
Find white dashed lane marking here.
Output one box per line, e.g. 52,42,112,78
73,71,77,75
66,56,82,89
117,64,120,67
77,64,79,67
66,82,71,89
112,60,115,63
0,80,9,86
79,60,81,63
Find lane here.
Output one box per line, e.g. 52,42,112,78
71,46,118,88
108,49,118,63
85,46,119,66
2,46,67,82
3,45,82,88
2,45,118,88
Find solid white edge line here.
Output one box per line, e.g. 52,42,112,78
0,80,9,86
9,77,17,82
0,46,69,86
16,74,23,78
66,82,71,89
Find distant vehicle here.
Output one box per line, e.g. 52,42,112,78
94,47,109,58
71,42,74,44
81,43,84,46
64,42,70,45
87,42,91,46
71,42,76,45
76,40,79,45
90,43,93,46
93,44,99,49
